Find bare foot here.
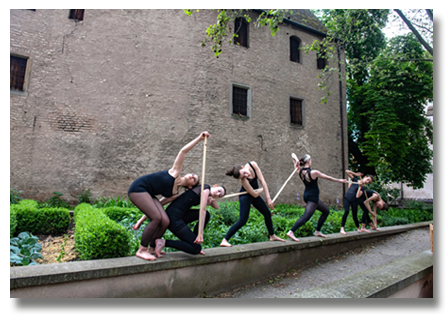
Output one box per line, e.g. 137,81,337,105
287,231,300,242
220,239,232,247
155,239,165,258
360,228,371,233
370,225,380,231
200,250,205,255
340,228,347,235
148,246,165,255
269,234,286,242
136,246,156,261
314,231,327,238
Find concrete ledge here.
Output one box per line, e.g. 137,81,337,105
288,250,433,298
10,222,431,298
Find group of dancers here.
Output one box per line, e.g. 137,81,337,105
128,132,389,261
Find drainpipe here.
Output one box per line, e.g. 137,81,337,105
338,44,346,195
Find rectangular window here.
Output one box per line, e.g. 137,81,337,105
232,86,248,116
234,17,248,48
69,9,85,21
290,98,303,126
10,55,28,92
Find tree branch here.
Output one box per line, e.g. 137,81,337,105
425,9,433,22
394,9,433,56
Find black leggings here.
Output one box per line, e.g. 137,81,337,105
360,202,372,224
341,197,360,228
128,192,169,248
291,200,329,232
156,209,211,255
224,195,274,241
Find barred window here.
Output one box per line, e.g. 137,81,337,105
69,9,85,21
10,55,28,92
290,36,301,63
232,86,248,116
234,17,248,48
290,98,303,126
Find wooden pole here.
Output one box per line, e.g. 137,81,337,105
272,153,299,203
430,224,433,253
198,136,207,234
221,188,263,199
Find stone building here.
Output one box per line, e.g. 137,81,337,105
10,9,348,205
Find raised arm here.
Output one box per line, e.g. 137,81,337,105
169,131,209,177
207,196,220,209
312,170,347,184
356,185,364,199
345,170,361,180
250,161,274,210
194,188,210,244
241,177,264,198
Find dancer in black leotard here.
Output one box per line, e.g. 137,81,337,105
340,170,374,235
287,154,347,242
361,189,389,231
220,161,285,247
128,131,209,260
150,184,226,255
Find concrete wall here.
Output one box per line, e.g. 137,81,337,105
10,222,430,298
10,9,348,205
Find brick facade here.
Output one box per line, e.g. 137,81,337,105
10,9,348,205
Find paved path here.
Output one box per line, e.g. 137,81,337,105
205,227,431,298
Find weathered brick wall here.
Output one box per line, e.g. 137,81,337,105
10,9,348,205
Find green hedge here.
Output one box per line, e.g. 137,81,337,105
101,207,142,222
74,203,132,260
11,199,70,236
10,206,18,238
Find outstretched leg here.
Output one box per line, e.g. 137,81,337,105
287,201,319,241
340,197,351,235
251,196,285,242
220,195,251,247
314,200,329,238
128,192,169,260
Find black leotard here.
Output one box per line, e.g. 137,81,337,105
128,170,177,198
239,162,259,193
166,184,210,221
345,177,365,202
299,168,319,204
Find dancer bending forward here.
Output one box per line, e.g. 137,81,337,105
149,184,226,255
220,161,285,247
340,170,373,235
128,131,209,260
362,189,389,231
287,154,347,242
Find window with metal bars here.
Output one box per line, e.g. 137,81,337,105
234,17,248,48
290,98,303,126
232,86,248,116
69,9,85,21
290,36,301,63
10,55,28,92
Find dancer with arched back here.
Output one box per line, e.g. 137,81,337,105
128,131,209,260
220,161,285,247
362,189,389,231
149,184,226,256
340,170,374,235
287,154,347,242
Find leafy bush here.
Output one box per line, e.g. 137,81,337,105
13,200,70,235
77,189,92,204
92,195,136,208
10,206,18,238
38,192,72,209
10,232,43,266
10,188,23,205
74,203,132,260
101,207,142,222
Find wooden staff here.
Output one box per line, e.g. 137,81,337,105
272,153,299,203
221,188,263,199
198,136,207,233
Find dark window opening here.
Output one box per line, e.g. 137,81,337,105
10,55,28,92
234,18,248,48
69,9,85,21
290,36,301,63
233,86,248,116
290,98,303,126
317,51,327,69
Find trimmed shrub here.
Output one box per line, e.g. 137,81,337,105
13,200,70,235
10,206,18,238
74,203,132,260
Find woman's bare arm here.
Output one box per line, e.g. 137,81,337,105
241,178,264,198
250,161,274,209
194,188,210,244
169,132,209,177
312,170,347,184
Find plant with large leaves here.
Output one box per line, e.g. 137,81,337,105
10,232,43,266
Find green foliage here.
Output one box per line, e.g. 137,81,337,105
12,200,71,235
77,189,92,204
10,232,43,266
74,203,132,260
367,178,401,204
93,195,136,208
38,192,72,209
10,206,18,238
10,188,23,205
